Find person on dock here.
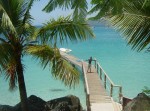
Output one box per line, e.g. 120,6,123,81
87,57,93,73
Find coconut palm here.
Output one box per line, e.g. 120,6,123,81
44,0,150,50
89,0,150,51
43,0,88,21
0,0,94,111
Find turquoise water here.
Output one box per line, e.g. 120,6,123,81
66,26,150,98
0,56,86,108
0,26,150,109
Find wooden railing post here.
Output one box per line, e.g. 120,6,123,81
119,86,123,103
61,54,123,107
97,64,99,73
110,84,113,97
94,59,97,69
104,75,106,89
91,60,123,103
100,68,102,80
87,94,91,111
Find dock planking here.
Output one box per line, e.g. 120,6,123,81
61,52,121,111
83,62,111,103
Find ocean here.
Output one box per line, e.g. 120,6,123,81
0,26,150,109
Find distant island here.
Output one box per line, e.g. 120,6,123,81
88,20,107,27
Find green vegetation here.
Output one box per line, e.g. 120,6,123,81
47,0,150,51
43,0,88,21
89,0,150,51
1,0,149,110
142,86,150,96
0,0,94,111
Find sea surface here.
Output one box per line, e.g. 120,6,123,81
0,26,150,109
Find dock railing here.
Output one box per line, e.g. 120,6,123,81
94,59,123,103
82,61,91,111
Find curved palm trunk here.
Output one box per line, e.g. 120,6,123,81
16,55,29,111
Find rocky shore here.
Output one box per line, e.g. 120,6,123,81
1,93,150,111
0,95,82,111
123,93,150,111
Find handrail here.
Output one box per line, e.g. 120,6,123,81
82,61,91,111
82,61,90,95
95,61,123,103
97,63,114,85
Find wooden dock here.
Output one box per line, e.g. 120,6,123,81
61,52,122,111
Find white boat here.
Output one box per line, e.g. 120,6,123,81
59,48,72,53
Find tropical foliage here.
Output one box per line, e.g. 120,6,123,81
142,86,150,96
89,0,150,51
43,0,88,20
0,0,94,111
44,0,150,51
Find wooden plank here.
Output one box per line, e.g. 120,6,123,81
84,63,111,103
60,52,120,111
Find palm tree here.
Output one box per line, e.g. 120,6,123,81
89,0,150,51
0,0,94,111
44,0,150,50
43,0,88,21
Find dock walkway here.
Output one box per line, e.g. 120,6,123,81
61,52,122,111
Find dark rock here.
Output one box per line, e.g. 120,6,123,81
0,95,82,111
0,105,14,111
45,95,82,111
123,93,150,111
14,95,46,111
28,95,46,111
122,96,132,109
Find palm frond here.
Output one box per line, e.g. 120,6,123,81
43,0,71,12
43,0,88,20
0,9,17,35
26,45,79,87
25,45,56,66
89,0,150,51
5,61,18,91
0,43,18,90
39,16,94,45
0,0,35,39
89,0,123,20
22,0,34,24
14,0,36,39
108,0,150,51
51,57,79,87
18,23,38,45
25,26,40,41
0,0,26,35
71,0,88,20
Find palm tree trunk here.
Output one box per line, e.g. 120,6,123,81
16,55,29,111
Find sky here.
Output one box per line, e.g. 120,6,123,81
30,0,92,25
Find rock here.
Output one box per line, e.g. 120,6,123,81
0,105,14,111
0,95,82,111
123,93,150,111
14,95,46,111
122,96,132,109
28,95,46,111
45,95,82,111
